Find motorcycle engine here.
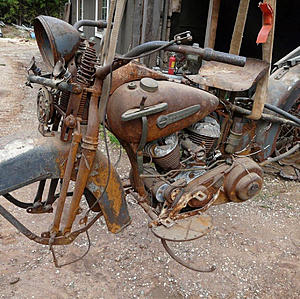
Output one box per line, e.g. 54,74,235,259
142,115,221,205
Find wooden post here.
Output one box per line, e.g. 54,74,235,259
142,0,161,66
229,0,250,55
204,0,221,49
248,0,276,120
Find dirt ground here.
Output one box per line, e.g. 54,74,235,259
0,37,299,299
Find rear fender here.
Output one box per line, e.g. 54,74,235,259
0,132,130,233
255,63,300,161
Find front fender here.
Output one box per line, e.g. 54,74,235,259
0,132,130,233
0,132,68,195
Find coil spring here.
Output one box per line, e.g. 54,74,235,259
78,36,87,56
59,91,70,112
77,40,97,119
57,37,87,114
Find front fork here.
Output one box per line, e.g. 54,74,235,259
50,78,102,238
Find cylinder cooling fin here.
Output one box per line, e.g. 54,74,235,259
186,116,220,154
146,134,181,171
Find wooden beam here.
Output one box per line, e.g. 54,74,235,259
248,0,277,120
204,0,221,49
229,0,250,55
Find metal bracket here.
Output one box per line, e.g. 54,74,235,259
174,31,192,44
121,102,168,121
137,116,148,174
274,56,300,80
157,104,200,129
274,66,289,80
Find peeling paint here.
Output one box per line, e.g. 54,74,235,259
0,138,34,161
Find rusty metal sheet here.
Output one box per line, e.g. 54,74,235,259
86,150,131,234
107,80,219,144
110,61,168,95
188,58,269,91
255,64,300,161
0,132,69,196
151,214,212,242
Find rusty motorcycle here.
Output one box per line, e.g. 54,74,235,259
0,14,299,271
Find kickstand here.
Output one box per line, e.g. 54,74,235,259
49,230,91,268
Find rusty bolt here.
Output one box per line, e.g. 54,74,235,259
89,37,96,46
128,82,137,90
80,33,86,40
64,115,77,129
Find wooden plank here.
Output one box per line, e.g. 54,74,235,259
204,0,221,49
161,0,169,41
143,0,161,66
83,0,96,38
117,0,134,54
248,0,277,120
262,0,276,64
229,0,250,55
71,0,77,24
63,2,72,23
150,0,162,66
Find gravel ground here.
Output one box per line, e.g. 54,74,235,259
0,37,299,299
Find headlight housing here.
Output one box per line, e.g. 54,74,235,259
33,15,81,69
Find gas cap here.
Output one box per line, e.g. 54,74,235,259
140,77,158,92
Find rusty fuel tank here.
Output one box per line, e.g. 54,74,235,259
107,79,219,144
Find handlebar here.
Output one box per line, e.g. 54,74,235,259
27,74,82,94
124,41,246,67
73,19,107,31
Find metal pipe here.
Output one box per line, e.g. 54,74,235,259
124,41,246,66
231,104,300,127
28,75,82,94
95,42,246,80
274,46,300,68
73,19,107,31
260,143,300,166
264,103,300,125
50,129,82,234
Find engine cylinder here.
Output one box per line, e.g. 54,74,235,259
148,134,180,171
186,116,220,154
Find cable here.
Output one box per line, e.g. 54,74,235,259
161,238,216,272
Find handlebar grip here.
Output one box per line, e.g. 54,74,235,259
203,48,246,67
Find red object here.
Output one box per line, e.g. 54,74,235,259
168,55,176,75
256,2,274,44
